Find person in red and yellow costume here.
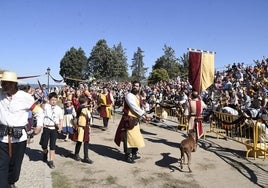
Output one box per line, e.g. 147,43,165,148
72,95,93,164
188,90,207,141
98,87,114,131
114,81,151,163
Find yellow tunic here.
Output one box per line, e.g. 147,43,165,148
127,124,145,148
126,96,145,148
99,93,112,119
77,108,90,142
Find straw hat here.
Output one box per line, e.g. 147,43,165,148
1,71,18,83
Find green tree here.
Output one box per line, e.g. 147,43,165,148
59,47,88,86
148,68,169,84
152,45,180,79
110,42,129,81
130,47,148,81
178,52,189,79
88,39,112,80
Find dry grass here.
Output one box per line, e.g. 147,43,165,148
51,170,72,188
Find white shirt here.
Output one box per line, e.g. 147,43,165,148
125,92,145,117
0,90,44,143
43,103,63,128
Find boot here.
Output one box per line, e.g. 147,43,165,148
48,161,55,169
83,157,94,164
125,154,135,163
74,154,81,161
132,153,141,160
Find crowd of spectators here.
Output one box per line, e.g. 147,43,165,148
15,58,268,145
20,58,268,120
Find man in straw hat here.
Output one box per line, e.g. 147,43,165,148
0,71,44,188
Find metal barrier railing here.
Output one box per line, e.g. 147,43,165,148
152,105,267,160
154,104,188,131
209,111,267,160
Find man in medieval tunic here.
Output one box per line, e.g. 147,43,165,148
188,91,207,140
98,87,114,131
114,81,150,163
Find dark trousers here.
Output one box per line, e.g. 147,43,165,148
40,128,58,150
123,131,138,157
0,141,27,188
75,141,89,158
103,117,109,128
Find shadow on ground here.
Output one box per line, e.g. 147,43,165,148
199,137,268,188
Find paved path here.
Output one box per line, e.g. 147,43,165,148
17,133,52,188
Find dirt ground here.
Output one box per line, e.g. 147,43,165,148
20,112,268,188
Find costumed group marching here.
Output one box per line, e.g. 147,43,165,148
0,71,154,188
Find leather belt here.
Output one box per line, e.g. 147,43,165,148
0,125,26,158
0,124,25,129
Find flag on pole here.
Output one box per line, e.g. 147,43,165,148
188,49,215,92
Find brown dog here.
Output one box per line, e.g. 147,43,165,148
179,131,197,173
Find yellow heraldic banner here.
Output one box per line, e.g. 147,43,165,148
201,53,215,91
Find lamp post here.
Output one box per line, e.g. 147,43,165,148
47,67,51,92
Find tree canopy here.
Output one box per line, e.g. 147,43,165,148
130,47,148,81
152,45,180,79
59,47,88,86
58,40,189,86
148,68,169,84
87,39,112,80
87,39,129,81
110,43,129,81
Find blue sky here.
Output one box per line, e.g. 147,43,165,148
0,0,267,85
